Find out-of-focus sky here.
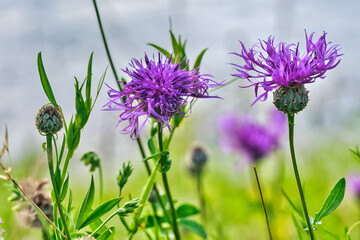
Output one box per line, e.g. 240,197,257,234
0,0,359,164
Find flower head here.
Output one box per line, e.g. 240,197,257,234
231,31,341,105
218,110,286,163
348,174,360,199
104,53,218,138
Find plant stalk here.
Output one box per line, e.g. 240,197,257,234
46,135,71,240
253,165,272,240
158,124,181,240
287,113,314,239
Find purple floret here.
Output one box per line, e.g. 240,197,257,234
104,53,219,139
231,31,342,105
218,110,286,163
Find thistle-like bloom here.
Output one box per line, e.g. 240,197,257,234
104,53,218,138
218,110,286,163
348,174,360,199
231,31,341,104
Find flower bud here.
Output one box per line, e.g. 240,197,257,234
273,84,309,114
186,145,208,175
35,104,63,135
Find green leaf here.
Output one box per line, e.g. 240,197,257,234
193,48,208,69
170,30,180,57
79,197,122,229
37,52,58,106
281,188,303,218
60,175,69,202
147,43,171,59
96,226,116,240
291,214,307,240
76,176,95,229
86,52,94,110
178,219,207,239
314,178,346,223
147,138,157,155
176,204,199,218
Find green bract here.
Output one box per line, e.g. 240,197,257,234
273,84,309,114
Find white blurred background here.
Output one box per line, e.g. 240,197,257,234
0,0,359,170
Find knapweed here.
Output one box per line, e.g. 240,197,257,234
348,174,360,200
103,53,219,139
231,31,341,114
218,110,286,164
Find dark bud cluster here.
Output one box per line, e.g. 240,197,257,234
35,104,63,135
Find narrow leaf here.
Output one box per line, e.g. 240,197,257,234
176,204,199,218
147,43,171,59
76,176,95,229
193,48,208,69
170,30,180,57
60,175,69,202
37,52,58,106
314,178,346,223
96,226,116,240
281,188,303,218
178,219,207,239
79,197,122,229
147,138,157,155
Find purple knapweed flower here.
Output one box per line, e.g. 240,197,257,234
231,31,341,105
104,53,218,139
218,110,286,164
348,174,360,199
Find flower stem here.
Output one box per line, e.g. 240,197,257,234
287,114,314,239
253,165,272,240
158,124,181,240
46,135,71,240
196,172,207,224
92,0,123,91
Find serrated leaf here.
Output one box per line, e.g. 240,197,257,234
79,197,122,229
37,52,58,106
147,43,171,59
96,226,116,240
193,48,208,69
176,204,199,218
76,176,95,229
178,219,207,239
314,178,346,223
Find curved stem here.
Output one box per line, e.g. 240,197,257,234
46,135,71,240
158,124,181,240
287,114,314,239
253,166,272,240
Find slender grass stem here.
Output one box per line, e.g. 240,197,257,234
99,164,104,202
253,165,272,240
196,172,206,224
46,135,71,240
158,124,181,240
287,114,314,239
92,0,122,91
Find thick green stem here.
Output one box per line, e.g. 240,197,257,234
287,114,314,239
46,135,71,240
158,124,181,240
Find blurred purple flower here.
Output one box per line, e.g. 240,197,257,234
231,31,342,105
218,110,286,163
104,53,219,139
348,174,360,199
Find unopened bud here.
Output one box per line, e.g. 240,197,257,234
36,104,63,135
187,145,208,175
273,84,309,114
